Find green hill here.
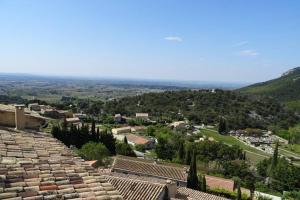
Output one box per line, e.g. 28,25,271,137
239,67,300,112
104,90,299,130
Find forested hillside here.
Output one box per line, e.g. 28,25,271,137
239,67,300,112
104,90,299,130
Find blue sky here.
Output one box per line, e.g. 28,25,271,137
0,0,300,83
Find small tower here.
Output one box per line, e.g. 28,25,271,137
15,104,25,130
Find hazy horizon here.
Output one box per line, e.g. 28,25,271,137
1,0,300,82
0,72,250,89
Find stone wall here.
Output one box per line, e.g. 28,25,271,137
0,109,15,127
0,109,46,130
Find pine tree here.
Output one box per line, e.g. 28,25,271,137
201,175,206,192
187,151,199,190
124,136,128,144
178,141,185,163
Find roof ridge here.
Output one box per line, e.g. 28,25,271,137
116,156,187,170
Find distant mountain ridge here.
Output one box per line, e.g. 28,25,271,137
239,67,300,111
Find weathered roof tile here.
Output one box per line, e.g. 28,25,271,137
112,156,188,182
0,128,122,200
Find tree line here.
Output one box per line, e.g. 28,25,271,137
51,119,136,158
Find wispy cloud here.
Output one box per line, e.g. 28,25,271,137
164,36,182,42
233,41,249,47
239,50,259,57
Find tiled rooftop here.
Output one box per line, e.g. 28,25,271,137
104,175,166,200
125,134,150,145
0,128,123,200
112,156,187,182
102,172,167,185
173,187,229,200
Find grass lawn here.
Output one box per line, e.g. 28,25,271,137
282,144,300,155
201,128,270,164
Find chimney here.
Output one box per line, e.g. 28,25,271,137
166,180,177,198
15,104,25,130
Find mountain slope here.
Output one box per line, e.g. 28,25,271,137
239,67,300,111
104,90,299,130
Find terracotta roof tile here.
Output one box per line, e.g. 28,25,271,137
112,156,187,182
173,187,229,200
0,128,123,200
104,175,166,200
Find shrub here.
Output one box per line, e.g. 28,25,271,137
116,142,136,157
135,144,146,152
77,142,109,164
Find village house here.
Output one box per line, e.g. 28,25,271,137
66,117,81,125
112,126,132,135
41,108,60,118
130,125,146,133
28,103,41,111
0,104,46,130
135,113,149,120
169,121,188,130
125,133,155,149
57,109,73,118
40,108,72,119
73,113,87,120
114,113,126,123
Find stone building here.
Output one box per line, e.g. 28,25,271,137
0,104,46,130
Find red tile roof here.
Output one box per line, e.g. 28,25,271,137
126,134,150,145
0,128,123,200
205,175,250,196
112,156,187,182
104,175,166,200
173,187,229,200
206,175,234,191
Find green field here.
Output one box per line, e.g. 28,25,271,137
201,128,270,164
283,144,300,155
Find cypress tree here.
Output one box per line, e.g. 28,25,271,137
178,141,185,163
187,151,199,190
202,175,207,192
61,118,68,144
236,184,241,200
163,186,169,200
269,141,279,175
233,176,241,191
124,136,128,144
96,127,100,143
218,116,227,134
185,145,192,165
91,119,96,141
100,130,116,155
69,124,76,147
51,125,59,139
